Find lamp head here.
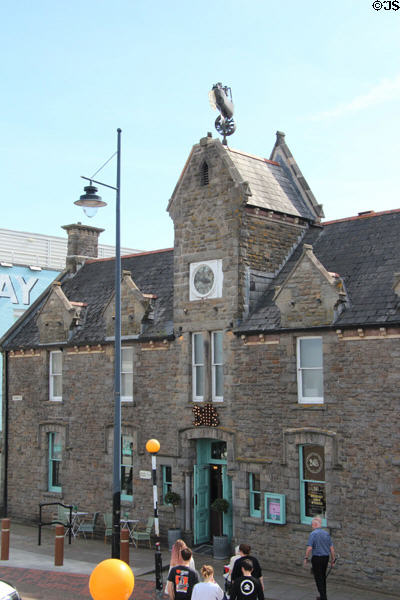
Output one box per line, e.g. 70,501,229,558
146,439,160,454
74,184,107,218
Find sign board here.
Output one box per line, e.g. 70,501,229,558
264,493,286,525
139,470,151,479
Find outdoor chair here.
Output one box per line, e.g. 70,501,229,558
131,516,154,548
55,505,73,536
103,512,113,544
77,511,99,539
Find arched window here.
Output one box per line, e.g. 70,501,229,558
200,162,209,186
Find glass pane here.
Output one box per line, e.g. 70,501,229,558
193,334,204,364
252,473,260,492
122,436,133,459
53,374,62,397
302,369,323,397
195,365,204,397
122,373,133,397
52,461,60,487
211,441,227,460
254,492,261,511
121,466,133,496
165,466,172,483
303,446,325,481
305,482,326,518
299,338,322,368
51,352,62,374
213,332,223,364
214,365,224,397
266,497,281,521
52,433,62,459
122,348,133,371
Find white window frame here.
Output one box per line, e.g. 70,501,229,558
49,351,62,402
121,346,133,402
192,332,205,401
212,331,224,401
297,337,324,404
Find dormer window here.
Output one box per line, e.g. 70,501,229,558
200,161,209,186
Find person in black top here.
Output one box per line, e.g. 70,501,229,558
231,544,264,591
230,559,264,600
167,547,199,600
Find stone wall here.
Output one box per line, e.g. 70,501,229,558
230,330,400,594
241,208,308,275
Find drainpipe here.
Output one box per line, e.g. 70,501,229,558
2,352,8,517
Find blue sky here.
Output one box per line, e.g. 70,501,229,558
1,1,399,250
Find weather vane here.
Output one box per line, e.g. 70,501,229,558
208,83,236,146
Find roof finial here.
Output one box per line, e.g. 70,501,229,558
208,83,236,146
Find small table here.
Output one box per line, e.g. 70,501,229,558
120,518,139,545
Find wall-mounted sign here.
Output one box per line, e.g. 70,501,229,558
12,395,22,401
305,482,326,517
0,274,38,305
139,470,151,479
264,493,286,525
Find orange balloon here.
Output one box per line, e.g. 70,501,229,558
89,559,134,600
146,438,160,453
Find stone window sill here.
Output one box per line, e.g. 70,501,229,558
291,404,327,411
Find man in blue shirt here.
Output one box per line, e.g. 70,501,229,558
303,517,335,600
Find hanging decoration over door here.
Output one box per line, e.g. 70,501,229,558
192,403,220,427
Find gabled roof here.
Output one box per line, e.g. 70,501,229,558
168,135,321,222
225,146,318,221
2,249,174,350
238,210,400,332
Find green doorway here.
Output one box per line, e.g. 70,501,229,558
194,439,232,544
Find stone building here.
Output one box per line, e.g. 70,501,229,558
1,132,400,594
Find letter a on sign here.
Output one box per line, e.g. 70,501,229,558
0,275,18,304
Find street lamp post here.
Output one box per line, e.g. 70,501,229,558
75,128,122,559
146,439,163,594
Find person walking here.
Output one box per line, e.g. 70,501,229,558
224,545,241,598
167,547,199,600
165,539,195,595
192,565,224,600
303,517,335,600
230,558,264,600
231,544,264,591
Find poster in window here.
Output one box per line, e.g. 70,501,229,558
303,445,325,481
305,482,326,518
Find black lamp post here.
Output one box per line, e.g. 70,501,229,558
75,128,122,559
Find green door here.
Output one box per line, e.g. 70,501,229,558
222,465,233,541
194,464,210,544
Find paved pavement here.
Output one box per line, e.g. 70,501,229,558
0,522,398,600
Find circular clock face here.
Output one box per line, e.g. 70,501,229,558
193,264,215,295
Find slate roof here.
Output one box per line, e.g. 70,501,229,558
2,210,400,350
2,249,174,350
238,210,400,332
225,147,317,221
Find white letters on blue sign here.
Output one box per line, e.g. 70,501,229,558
14,276,38,305
0,275,38,305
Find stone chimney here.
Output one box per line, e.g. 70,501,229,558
61,222,104,273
